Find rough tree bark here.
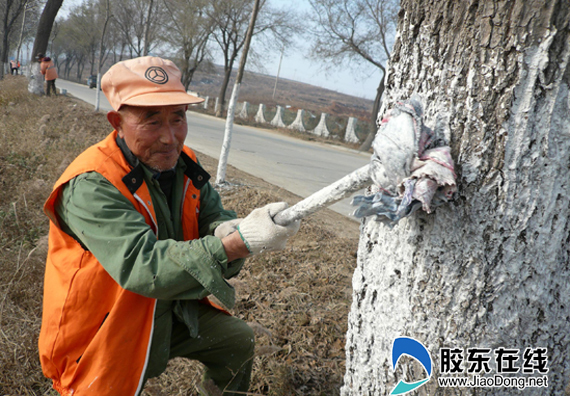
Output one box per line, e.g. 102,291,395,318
342,1,570,395
359,72,385,152
30,0,63,62
1,0,27,79
16,0,29,65
28,0,63,95
216,55,236,117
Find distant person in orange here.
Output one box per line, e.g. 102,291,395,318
38,53,58,96
9,59,19,75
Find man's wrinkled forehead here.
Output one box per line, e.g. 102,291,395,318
120,104,188,119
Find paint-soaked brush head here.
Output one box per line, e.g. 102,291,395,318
352,97,457,223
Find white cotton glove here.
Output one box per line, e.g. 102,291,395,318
237,202,300,255
214,219,242,239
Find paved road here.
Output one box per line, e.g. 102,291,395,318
57,79,370,218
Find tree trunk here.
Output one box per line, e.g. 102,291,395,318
215,0,261,185
358,73,385,152
16,2,28,64
342,1,570,396
64,58,72,79
142,0,154,56
180,45,191,89
0,0,18,79
216,59,234,117
27,61,43,94
31,0,63,62
77,60,85,80
183,68,197,91
1,29,9,79
95,0,111,111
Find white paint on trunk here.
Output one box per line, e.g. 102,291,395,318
215,82,241,185
27,63,44,95
95,73,102,111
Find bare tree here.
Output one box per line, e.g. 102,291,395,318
30,0,63,61
342,0,570,395
208,0,298,117
308,0,399,151
54,3,97,77
142,0,153,56
59,49,78,79
48,20,64,70
27,0,62,94
162,0,212,90
113,0,164,57
52,0,117,84
15,0,37,67
109,27,128,64
52,15,86,80
207,0,253,117
1,0,28,78
215,0,261,185
95,0,111,111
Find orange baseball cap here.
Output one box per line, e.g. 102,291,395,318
101,56,204,111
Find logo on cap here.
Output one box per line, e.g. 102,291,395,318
145,66,169,84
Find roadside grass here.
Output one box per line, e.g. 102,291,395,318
0,77,358,396
0,76,113,395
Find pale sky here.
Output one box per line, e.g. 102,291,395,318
261,38,383,101
58,0,385,100
261,0,384,100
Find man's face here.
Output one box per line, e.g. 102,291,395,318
115,105,188,172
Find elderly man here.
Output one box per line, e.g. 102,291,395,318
39,56,299,396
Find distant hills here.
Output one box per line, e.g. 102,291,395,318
188,65,375,121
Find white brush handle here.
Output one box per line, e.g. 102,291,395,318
273,165,371,226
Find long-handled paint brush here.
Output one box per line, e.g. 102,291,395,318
273,165,371,225
273,98,457,227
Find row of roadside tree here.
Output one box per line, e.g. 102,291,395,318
1,0,399,148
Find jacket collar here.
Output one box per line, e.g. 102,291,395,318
116,135,210,194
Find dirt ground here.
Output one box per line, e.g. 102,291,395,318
0,76,361,395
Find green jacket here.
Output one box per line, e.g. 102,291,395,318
54,136,245,378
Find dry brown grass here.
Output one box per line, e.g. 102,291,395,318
0,76,359,396
0,76,112,396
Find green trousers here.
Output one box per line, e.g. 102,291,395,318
145,302,255,396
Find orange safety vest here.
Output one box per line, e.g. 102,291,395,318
41,59,58,81
40,131,203,395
